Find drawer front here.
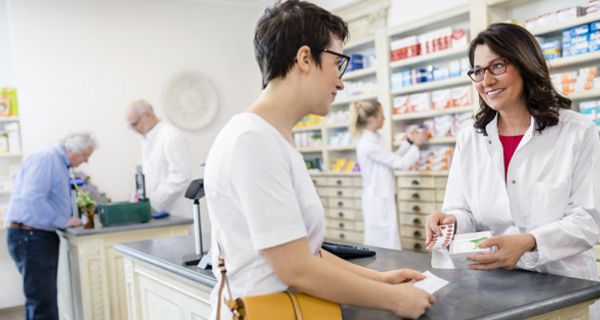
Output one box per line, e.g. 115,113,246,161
400,225,426,240
398,189,436,202
353,188,363,198
311,177,328,187
400,213,427,227
435,177,448,189
401,237,429,252
353,177,363,187
594,244,600,259
436,189,446,201
319,196,329,208
397,201,436,214
316,188,328,197
397,176,435,189
327,208,361,220
327,218,357,231
328,197,358,210
327,187,356,198
326,229,363,244
326,177,353,187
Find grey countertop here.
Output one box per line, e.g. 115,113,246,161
61,215,193,237
115,236,600,319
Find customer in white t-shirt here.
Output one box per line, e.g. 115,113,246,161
204,1,435,319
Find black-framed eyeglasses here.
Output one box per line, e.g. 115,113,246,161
322,49,351,79
467,58,509,82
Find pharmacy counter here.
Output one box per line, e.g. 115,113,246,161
57,216,193,320
115,235,600,319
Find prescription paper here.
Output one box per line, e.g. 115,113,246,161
413,271,449,294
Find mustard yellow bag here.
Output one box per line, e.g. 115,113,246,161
217,258,342,320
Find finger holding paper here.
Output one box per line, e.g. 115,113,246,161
467,233,537,270
425,211,456,246
381,268,426,284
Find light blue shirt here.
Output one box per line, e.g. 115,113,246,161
6,145,72,231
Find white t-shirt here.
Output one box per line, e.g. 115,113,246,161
204,112,325,319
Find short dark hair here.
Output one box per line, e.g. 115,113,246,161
254,0,349,89
468,23,571,135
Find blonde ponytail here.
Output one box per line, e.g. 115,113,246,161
349,100,381,137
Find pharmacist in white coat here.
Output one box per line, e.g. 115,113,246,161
426,23,600,281
126,99,193,217
351,100,429,250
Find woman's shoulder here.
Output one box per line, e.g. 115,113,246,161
558,108,596,132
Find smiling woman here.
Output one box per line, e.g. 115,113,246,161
426,23,600,284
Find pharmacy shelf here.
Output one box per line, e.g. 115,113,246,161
390,46,468,70
530,13,600,36
345,37,375,51
392,105,474,121
394,170,449,176
568,89,600,101
0,116,19,123
292,125,323,132
425,137,456,145
332,93,379,106
297,147,323,153
343,66,376,81
548,51,600,70
391,76,471,96
326,145,356,151
486,0,539,8
309,171,361,177
325,122,349,129
388,4,469,38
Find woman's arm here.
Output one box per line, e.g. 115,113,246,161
262,238,435,319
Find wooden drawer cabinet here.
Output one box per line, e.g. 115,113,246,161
435,177,448,189
314,174,364,245
398,189,436,202
397,176,435,189
400,225,426,240
401,238,429,253
400,213,427,227
397,201,437,214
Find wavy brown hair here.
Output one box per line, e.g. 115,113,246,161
468,23,571,135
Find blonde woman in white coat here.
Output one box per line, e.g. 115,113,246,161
351,101,429,250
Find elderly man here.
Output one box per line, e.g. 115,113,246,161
6,132,96,320
126,99,192,217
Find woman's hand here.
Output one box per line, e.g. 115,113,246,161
408,129,431,146
425,211,456,246
381,268,425,284
467,233,537,270
388,283,436,319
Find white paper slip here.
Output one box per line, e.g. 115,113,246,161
413,271,449,294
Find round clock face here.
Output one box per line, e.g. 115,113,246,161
165,72,219,130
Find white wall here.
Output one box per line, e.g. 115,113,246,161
9,0,262,202
0,0,14,86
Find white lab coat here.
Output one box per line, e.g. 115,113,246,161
142,121,193,218
444,109,600,280
356,130,420,249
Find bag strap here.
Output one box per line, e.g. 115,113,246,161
285,292,303,320
216,236,245,320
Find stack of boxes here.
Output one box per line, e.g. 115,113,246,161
390,27,468,62
525,6,586,30
391,58,470,89
336,80,378,100
293,131,322,149
294,114,323,128
392,85,472,115
579,100,600,126
345,53,376,73
551,66,599,95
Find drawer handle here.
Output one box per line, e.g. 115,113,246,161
411,180,420,186
339,233,345,239
337,201,344,207
336,180,342,185
411,193,420,199
412,205,420,212
413,218,422,225
338,212,344,218
413,230,422,238
338,222,345,228
337,191,343,196
414,243,423,250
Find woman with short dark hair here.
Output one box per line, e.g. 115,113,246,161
426,23,600,281
205,1,435,319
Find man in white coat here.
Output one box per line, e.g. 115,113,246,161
126,99,193,218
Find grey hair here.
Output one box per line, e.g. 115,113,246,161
128,99,154,117
60,132,97,153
